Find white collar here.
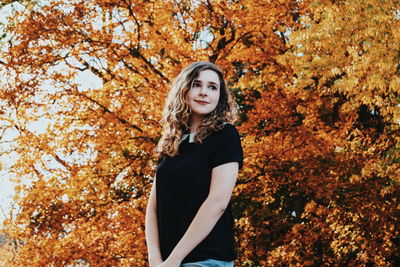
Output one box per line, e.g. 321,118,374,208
180,132,195,144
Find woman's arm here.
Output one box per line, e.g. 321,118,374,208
159,162,239,266
145,178,163,266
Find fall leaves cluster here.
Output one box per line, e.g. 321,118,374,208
0,0,399,266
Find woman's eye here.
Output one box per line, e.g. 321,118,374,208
193,83,200,87
210,86,217,90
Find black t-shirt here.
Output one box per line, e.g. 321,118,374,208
155,123,243,263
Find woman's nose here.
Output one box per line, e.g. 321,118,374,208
199,85,208,95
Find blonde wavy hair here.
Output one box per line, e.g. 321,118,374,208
154,61,239,158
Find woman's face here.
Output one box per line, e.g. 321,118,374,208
186,69,221,119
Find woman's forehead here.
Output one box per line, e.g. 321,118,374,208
195,69,220,85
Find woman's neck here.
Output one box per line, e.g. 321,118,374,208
189,114,202,134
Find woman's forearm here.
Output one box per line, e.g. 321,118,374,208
145,178,163,265
167,197,227,264
145,201,163,265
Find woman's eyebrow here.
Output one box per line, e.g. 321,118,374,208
193,79,219,86
208,81,219,86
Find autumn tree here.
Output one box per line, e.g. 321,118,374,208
1,0,300,265
0,0,399,266
265,0,400,265
0,230,13,266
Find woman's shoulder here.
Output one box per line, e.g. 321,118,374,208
220,122,238,132
211,122,240,139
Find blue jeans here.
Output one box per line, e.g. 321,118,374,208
180,259,234,267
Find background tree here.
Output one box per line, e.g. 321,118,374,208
0,229,13,266
271,0,400,265
0,0,399,266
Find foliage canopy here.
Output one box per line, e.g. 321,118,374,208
0,0,399,266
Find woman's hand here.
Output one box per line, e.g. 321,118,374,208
156,257,181,267
149,258,163,267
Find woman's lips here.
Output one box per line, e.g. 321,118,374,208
195,100,209,105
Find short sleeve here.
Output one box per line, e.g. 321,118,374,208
210,124,243,170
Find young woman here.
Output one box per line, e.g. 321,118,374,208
145,61,243,267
